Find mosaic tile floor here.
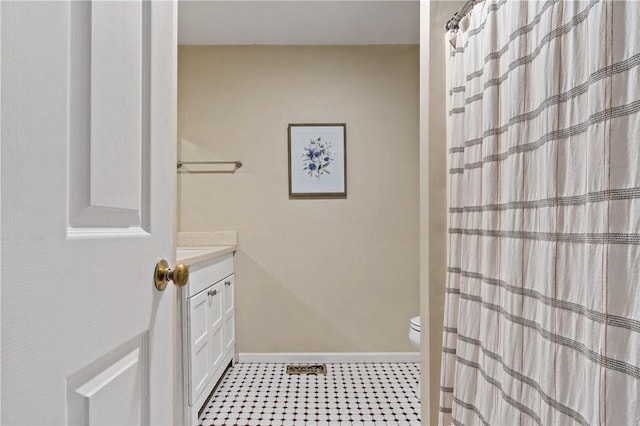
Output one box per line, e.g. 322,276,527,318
199,362,421,426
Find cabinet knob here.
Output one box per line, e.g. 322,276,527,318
208,289,217,296
154,260,189,291
225,280,231,286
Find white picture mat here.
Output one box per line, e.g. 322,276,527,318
289,126,345,194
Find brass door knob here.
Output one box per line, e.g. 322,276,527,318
154,259,189,291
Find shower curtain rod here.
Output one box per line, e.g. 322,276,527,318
445,0,478,31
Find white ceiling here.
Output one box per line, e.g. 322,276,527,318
178,1,420,45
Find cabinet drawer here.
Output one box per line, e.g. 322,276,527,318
187,253,234,297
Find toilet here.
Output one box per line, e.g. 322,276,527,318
408,316,421,398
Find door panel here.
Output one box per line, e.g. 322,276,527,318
68,1,151,231
223,275,234,318
1,1,176,424
66,335,148,426
88,1,145,212
188,289,211,404
210,282,224,372
224,275,235,352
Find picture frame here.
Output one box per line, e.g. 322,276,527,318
288,123,347,199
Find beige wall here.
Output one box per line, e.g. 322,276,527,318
178,45,419,353
420,1,466,424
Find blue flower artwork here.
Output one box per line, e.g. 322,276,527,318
288,123,346,198
301,137,334,178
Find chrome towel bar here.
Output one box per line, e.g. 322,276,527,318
177,160,243,172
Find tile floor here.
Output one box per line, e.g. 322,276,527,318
199,362,421,426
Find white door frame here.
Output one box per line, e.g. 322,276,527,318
0,1,3,420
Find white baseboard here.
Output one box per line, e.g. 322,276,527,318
237,352,420,364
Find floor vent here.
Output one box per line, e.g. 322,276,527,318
285,364,328,375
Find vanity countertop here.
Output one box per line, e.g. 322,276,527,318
176,245,236,266
175,231,238,265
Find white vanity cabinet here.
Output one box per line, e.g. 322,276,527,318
178,252,236,425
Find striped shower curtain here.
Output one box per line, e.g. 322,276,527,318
440,1,640,425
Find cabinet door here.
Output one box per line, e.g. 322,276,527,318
209,282,225,374
187,289,212,404
223,275,235,353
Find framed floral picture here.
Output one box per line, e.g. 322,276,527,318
288,123,347,198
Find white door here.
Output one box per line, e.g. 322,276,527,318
1,1,177,424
